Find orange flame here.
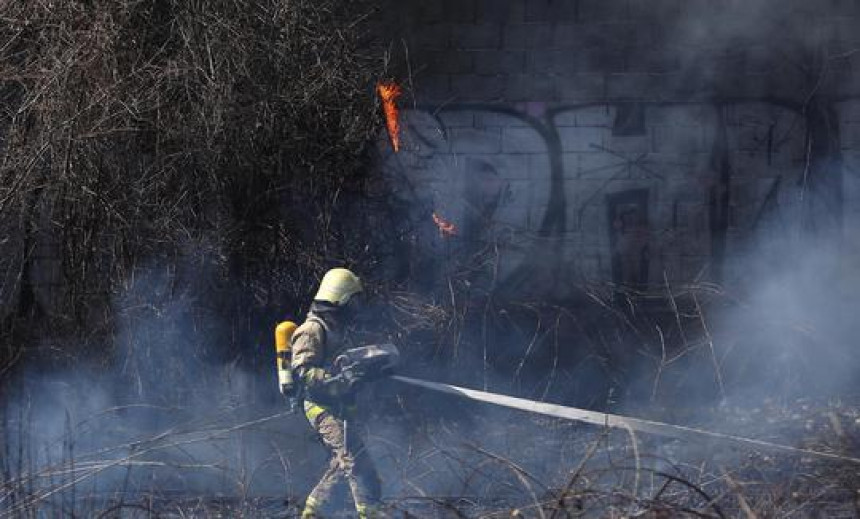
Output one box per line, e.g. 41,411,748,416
377,81,402,152
432,212,458,237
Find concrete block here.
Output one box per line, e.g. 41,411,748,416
727,151,767,178
531,188,553,225
409,153,441,172
529,154,552,182
646,152,700,177
574,23,623,50
573,178,611,207
409,24,450,50
554,105,614,127
416,74,451,103
473,50,526,75
827,56,855,91
558,126,608,152
625,49,681,73
448,127,502,154
557,74,607,102
651,125,707,154
410,3,446,24
728,203,754,229
599,22,657,49
475,111,531,128
826,15,860,47
491,153,531,180
578,0,627,23
564,203,583,232
503,73,558,102
671,201,702,230
450,74,505,101
525,1,579,22
501,179,534,208
443,0,477,22
672,229,710,256
493,201,531,228
560,151,580,180
752,176,782,203
574,151,627,179
503,23,554,49
841,123,860,150
553,109,578,128
628,0,681,21
577,253,610,281
666,68,720,101
629,156,676,182
421,50,475,74
438,110,475,129
558,231,584,255
530,49,583,76
476,0,526,23
552,23,588,49
606,72,666,100
524,1,549,22
827,64,860,98
421,154,459,182
582,49,627,74
563,179,583,224
744,45,776,74
578,206,610,242
603,179,655,197
528,202,553,231
687,202,711,234
729,178,758,207
412,136,444,158
548,1,583,21
579,105,616,126
451,23,503,50
645,104,715,126
842,150,860,176
503,127,549,153
844,157,860,211
608,134,651,154
835,100,860,123
736,123,769,152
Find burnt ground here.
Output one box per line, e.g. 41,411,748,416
367,394,860,518
5,392,857,518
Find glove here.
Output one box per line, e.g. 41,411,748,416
332,344,399,384
298,366,359,404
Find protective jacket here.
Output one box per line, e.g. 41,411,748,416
291,302,382,518
291,303,357,408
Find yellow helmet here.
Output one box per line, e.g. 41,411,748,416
314,268,363,306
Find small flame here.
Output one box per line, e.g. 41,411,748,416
432,212,458,237
377,81,402,152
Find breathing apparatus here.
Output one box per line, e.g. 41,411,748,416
275,320,300,412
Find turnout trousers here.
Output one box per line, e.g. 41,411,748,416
302,400,382,518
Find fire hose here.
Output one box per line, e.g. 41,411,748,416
273,323,859,465
392,375,860,466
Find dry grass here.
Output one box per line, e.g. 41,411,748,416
0,0,392,368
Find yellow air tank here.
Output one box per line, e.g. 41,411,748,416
275,321,298,399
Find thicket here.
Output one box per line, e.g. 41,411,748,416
0,0,396,373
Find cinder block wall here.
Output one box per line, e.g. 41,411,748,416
380,0,860,296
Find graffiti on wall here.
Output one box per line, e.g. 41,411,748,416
3,100,847,318
379,99,829,298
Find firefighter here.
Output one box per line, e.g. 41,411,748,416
292,268,383,518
